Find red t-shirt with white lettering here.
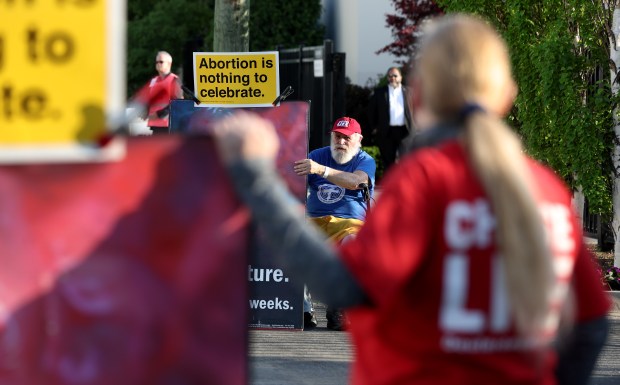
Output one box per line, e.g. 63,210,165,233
339,140,610,385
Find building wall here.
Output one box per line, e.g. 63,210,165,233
321,0,400,86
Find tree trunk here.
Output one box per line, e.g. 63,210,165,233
213,0,250,52
611,7,620,267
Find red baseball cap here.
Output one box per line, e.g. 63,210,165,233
331,117,361,136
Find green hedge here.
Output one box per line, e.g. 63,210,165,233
363,145,384,184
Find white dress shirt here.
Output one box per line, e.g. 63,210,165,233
388,85,406,126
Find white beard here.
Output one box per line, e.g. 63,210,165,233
331,142,360,164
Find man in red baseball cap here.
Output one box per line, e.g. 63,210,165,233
293,117,376,330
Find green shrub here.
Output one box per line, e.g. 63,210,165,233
362,145,384,184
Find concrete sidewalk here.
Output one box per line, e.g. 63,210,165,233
249,295,620,385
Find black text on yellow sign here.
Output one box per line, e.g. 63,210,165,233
0,0,124,147
193,52,279,107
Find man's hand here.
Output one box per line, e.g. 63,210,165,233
293,159,323,176
210,111,280,165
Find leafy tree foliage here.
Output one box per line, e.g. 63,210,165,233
376,0,444,64
431,1,618,215
249,0,325,50
128,0,155,21
127,0,214,96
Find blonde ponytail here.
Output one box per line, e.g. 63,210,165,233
464,111,553,335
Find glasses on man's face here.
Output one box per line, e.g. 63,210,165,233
155,60,165,64
388,74,399,78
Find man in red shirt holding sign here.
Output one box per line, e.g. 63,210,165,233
146,51,183,134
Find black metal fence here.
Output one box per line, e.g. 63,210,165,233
583,198,614,251
582,64,615,251
583,198,598,238
277,40,346,151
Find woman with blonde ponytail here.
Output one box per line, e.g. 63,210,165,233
413,15,555,338
210,14,610,385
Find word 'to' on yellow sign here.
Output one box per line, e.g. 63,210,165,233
193,52,279,107
0,0,125,163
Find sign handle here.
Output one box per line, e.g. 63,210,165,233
272,86,294,106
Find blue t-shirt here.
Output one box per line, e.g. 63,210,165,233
306,146,376,220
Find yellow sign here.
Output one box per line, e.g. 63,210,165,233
0,0,125,162
193,52,279,107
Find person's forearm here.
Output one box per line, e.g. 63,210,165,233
228,158,369,308
320,166,367,190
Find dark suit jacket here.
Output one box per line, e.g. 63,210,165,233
367,85,413,138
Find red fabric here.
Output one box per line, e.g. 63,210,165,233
572,242,612,322
339,140,610,385
0,137,250,385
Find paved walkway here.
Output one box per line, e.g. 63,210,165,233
249,303,352,385
591,294,620,384
249,295,620,385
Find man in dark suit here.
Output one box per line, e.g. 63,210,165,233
367,67,413,173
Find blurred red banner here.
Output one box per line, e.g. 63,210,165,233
0,137,250,385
